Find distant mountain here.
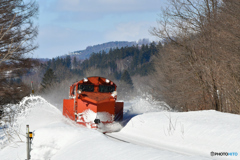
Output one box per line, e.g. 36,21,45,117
68,41,137,60
60,40,150,60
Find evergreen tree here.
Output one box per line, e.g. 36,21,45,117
131,50,139,70
73,57,78,69
121,70,133,88
65,55,71,69
41,69,57,90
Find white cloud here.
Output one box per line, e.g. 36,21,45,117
105,21,157,42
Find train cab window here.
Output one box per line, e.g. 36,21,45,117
78,84,94,92
99,85,115,93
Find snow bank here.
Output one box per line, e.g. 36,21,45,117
110,110,240,160
0,96,50,148
0,95,210,160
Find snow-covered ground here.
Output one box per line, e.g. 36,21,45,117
0,95,239,160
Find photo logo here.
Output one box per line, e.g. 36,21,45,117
210,151,238,157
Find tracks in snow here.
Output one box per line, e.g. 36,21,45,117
104,132,207,159
105,133,130,143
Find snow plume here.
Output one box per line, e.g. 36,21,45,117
77,110,123,132
39,76,82,111
0,95,58,148
77,109,97,123
126,93,171,115
18,95,48,114
120,92,171,128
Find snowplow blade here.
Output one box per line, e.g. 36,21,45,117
114,102,123,121
63,99,75,121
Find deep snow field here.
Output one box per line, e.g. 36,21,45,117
0,95,239,160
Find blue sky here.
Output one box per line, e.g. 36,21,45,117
33,0,167,58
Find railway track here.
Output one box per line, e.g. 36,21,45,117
104,132,203,159
104,133,130,143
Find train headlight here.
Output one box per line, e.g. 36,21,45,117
83,78,88,82
111,91,117,97
77,90,82,94
106,79,110,83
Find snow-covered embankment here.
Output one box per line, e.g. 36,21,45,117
0,96,213,160
0,96,240,160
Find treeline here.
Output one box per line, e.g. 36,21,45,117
41,42,160,83
151,0,240,114
36,42,160,99
80,42,159,77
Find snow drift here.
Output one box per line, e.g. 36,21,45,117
0,95,239,160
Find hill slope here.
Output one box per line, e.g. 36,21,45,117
64,41,137,60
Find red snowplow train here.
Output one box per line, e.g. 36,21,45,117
63,77,123,129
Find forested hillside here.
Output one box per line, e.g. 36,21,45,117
30,42,161,101
68,41,138,60
45,42,159,78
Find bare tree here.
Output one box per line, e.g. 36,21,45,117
0,0,38,105
151,0,240,113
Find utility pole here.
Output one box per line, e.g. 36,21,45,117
26,125,33,160
26,125,30,160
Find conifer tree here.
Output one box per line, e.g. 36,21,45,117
73,57,78,69
121,70,133,88
41,69,57,90
65,55,71,69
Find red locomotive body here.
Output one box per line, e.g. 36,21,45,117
63,77,123,129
